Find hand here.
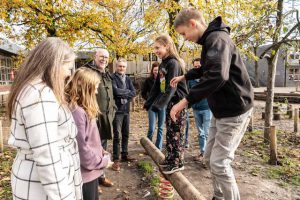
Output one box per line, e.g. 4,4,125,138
103,154,113,168
170,98,189,122
103,150,110,155
170,75,185,88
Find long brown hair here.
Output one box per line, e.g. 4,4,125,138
150,61,159,79
155,34,185,72
7,37,75,117
65,67,100,119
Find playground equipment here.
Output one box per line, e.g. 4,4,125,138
140,137,206,200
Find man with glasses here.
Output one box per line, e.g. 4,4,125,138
111,58,136,171
89,49,116,192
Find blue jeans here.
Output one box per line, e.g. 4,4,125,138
147,108,166,150
193,109,212,154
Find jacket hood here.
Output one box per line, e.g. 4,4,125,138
162,55,177,62
197,16,231,45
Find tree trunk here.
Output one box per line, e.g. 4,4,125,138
254,46,260,87
263,0,283,144
264,53,279,143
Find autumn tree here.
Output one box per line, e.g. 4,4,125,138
259,0,300,146
84,0,160,60
0,0,91,49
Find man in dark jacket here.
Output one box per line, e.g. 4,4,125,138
170,8,254,200
111,58,136,171
89,49,116,190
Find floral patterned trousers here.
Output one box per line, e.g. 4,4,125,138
165,101,186,167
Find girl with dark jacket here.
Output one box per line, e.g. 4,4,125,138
141,62,166,150
144,34,188,174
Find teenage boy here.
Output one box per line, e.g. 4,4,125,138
170,8,254,200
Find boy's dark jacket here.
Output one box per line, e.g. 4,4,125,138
185,16,254,118
144,56,188,111
112,73,136,114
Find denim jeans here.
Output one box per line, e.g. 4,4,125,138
113,113,129,161
147,108,166,150
193,109,212,154
204,108,253,200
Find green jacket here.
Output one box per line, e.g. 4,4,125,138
89,65,116,140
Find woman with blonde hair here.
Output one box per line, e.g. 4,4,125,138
7,37,82,200
144,34,188,174
65,67,110,200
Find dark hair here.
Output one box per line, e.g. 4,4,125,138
150,61,159,78
192,58,201,65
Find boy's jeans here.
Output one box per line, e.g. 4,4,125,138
193,109,212,154
147,108,166,150
204,108,253,200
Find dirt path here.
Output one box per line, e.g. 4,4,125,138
99,101,300,200
1,101,299,199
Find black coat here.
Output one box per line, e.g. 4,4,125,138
112,73,136,114
144,56,188,112
141,77,155,100
185,16,254,118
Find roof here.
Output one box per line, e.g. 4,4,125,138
0,39,22,55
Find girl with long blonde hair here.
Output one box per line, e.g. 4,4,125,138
144,34,188,174
66,67,110,200
7,37,82,199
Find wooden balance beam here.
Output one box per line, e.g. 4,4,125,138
140,137,206,200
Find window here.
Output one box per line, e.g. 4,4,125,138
151,53,158,61
143,54,149,61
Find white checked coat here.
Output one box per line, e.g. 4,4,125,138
8,80,83,200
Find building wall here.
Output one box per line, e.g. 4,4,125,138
244,45,295,87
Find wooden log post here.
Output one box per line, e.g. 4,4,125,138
294,108,299,133
140,137,206,200
248,114,253,132
288,105,293,119
131,97,136,112
269,126,278,165
0,120,3,153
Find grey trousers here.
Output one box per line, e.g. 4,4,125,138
204,108,253,200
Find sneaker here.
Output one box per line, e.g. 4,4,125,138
112,161,120,171
121,155,137,162
193,153,204,162
159,160,169,167
162,165,184,174
99,177,114,187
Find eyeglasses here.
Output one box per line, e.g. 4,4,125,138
117,65,126,68
98,55,109,60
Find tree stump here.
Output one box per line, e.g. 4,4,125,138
273,113,281,120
